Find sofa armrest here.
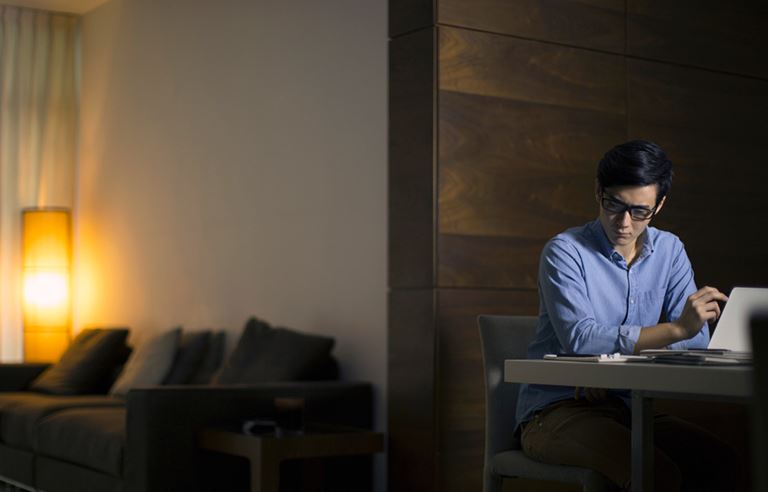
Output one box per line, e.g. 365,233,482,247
125,381,373,492
0,363,50,391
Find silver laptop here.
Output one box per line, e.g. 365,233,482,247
709,286,768,353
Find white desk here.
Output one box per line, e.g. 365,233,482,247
504,359,752,492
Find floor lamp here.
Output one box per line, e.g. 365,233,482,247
22,207,72,362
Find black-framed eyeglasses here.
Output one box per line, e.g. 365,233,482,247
600,194,657,221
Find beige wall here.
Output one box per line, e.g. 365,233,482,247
76,0,387,480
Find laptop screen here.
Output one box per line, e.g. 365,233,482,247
709,287,768,352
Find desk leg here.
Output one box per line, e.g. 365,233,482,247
249,453,280,492
631,391,654,492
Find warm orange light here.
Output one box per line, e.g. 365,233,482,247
22,208,72,362
24,272,69,308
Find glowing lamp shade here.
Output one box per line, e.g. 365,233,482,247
22,208,72,362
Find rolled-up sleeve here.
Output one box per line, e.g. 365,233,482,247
618,325,643,353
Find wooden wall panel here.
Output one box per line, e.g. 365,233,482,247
628,59,768,290
435,288,539,492
388,289,437,491
389,29,436,288
439,27,625,113
628,0,768,78
439,233,543,290
437,27,626,288
437,90,622,238
439,0,625,53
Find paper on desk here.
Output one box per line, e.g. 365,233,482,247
543,353,650,363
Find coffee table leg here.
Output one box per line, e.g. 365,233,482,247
250,454,280,492
631,391,654,492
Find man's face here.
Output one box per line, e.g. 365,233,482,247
596,184,665,250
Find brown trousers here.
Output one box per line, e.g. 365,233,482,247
520,397,744,492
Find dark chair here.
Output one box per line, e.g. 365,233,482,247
751,313,768,492
478,314,613,492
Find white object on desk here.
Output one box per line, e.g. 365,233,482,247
543,353,649,363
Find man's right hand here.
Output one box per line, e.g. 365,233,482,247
671,286,729,340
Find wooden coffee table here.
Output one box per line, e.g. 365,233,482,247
198,424,384,492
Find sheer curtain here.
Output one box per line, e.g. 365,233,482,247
0,6,78,361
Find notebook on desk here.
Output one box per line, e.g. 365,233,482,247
640,286,768,365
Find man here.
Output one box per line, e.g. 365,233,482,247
516,140,742,491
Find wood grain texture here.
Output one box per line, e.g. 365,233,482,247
437,28,626,288
628,0,768,79
389,29,436,288
438,0,625,53
438,90,623,238
439,26,625,113
390,0,434,38
439,233,543,289
628,59,768,290
388,289,437,491
435,288,539,492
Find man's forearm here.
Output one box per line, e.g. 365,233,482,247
632,322,688,353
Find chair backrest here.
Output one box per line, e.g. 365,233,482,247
478,315,538,460
751,313,768,492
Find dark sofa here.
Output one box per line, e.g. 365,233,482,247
0,322,374,492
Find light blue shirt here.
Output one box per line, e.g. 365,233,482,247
515,219,708,426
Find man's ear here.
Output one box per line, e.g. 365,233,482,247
654,195,667,215
594,180,601,203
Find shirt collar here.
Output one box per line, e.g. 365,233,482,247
588,219,656,262
588,219,615,259
637,227,655,260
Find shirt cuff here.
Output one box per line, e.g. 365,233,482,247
618,324,642,354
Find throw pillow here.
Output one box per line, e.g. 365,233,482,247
30,328,130,395
162,330,211,385
109,328,181,397
212,317,335,384
189,331,226,384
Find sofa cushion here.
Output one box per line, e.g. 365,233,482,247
189,331,225,384
0,393,122,449
0,443,35,485
109,328,181,396
30,329,130,395
36,407,126,477
212,317,335,384
163,330,211,384
36,456,124,492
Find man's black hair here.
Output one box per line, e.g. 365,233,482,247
597,140,673,205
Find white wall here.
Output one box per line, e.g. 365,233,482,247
77,0,387,485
